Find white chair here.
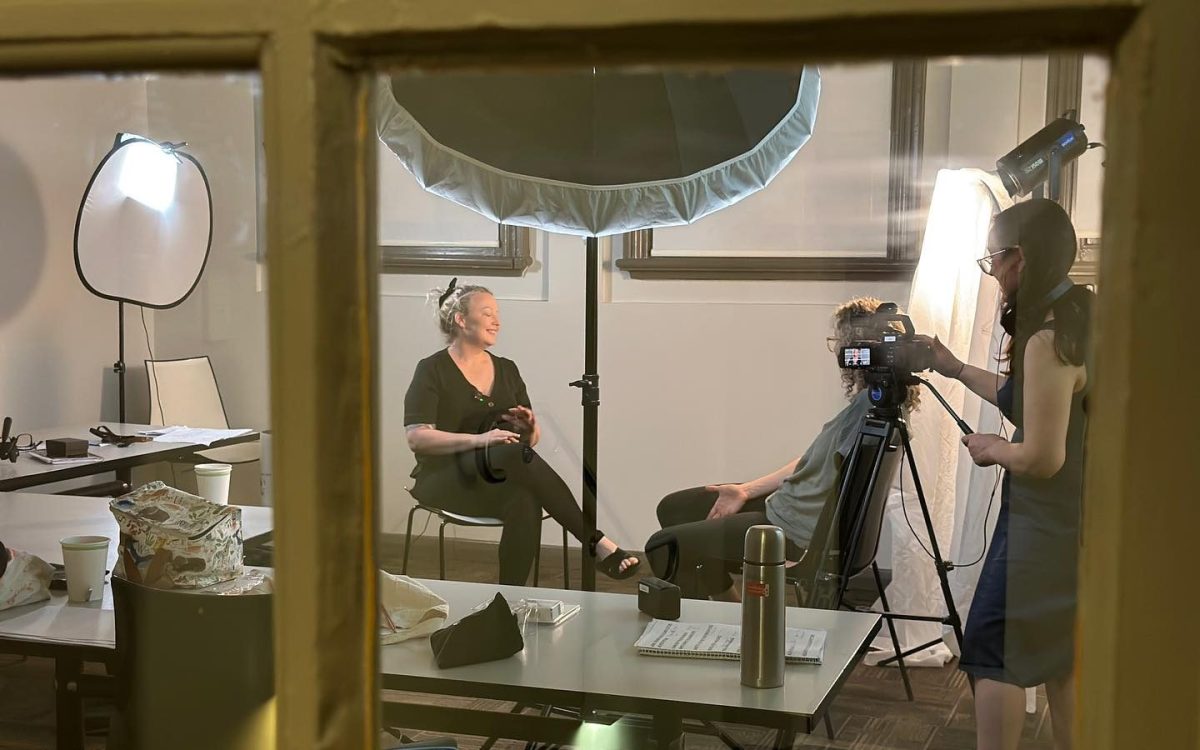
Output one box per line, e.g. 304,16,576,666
145,356,261,466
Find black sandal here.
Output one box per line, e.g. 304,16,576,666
595,546,641,580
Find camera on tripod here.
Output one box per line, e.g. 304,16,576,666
837,302,932,409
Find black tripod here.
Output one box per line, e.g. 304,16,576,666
797,376,968,699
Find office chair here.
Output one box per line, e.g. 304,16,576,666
145,356,261,467
789,424,915,701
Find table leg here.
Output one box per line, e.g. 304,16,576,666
55,657,85,750
652,706,683,749
772,727,797,750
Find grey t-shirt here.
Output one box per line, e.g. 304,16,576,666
764,390,871,549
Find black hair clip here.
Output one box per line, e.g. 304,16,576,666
438,277,459,307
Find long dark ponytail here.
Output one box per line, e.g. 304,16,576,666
994,199,1094,378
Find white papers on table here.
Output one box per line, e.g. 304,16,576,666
634,619,827,665
137,426,254,447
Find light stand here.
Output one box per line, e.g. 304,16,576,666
115,301,127,423
568,236,601,591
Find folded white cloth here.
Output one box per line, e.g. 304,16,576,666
379,571,449,644
0,549,53,611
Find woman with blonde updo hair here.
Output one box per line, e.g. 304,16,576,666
646,296,915,601
404,279,640,585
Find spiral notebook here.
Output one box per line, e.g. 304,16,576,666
634,619,826,665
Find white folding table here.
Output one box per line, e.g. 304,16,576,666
0,492,273,750
0,422,258,493
380,579,881,748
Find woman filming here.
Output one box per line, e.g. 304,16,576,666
404,280,640,585
921,199,1092,750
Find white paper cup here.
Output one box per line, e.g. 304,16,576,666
195,463,233,505
60,536,109,603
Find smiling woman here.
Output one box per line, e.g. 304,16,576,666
402,281,642,585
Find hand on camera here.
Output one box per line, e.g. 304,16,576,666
962,433,1006,467
705,484,749,520
914,334,962,378
500,406,537,435
477,428,522,448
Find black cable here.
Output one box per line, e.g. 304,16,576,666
897,458,937,562
140,306,167,427
954,328,1010,569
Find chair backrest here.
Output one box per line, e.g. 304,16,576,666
792,414,902,606
835,417,903,580
145,356,229,428
110,576,273,750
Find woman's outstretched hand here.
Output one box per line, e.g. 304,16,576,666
501,405,537,434
476,428,522,448
706,484,749,520
914,334,963,378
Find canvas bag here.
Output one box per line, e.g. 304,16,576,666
110,481,243,589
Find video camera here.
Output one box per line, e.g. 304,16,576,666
838,302,931,409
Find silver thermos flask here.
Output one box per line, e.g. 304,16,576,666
741,524,786,688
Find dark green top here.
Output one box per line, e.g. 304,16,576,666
403,349,531,475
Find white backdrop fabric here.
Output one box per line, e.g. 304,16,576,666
866,168,1012,667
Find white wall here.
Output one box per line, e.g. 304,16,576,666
0,77,155,432
147,75,267,432
378,238,908,550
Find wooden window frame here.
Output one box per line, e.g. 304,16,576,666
615,60,926,281
380,224,534,275
10,1,1196,748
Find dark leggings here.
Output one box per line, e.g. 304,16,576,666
646,486,802,599
413,444,598,585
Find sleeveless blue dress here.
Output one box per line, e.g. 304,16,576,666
960,323,1087,687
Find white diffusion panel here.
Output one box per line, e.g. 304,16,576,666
75,136,212,308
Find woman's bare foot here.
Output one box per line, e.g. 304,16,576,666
595,537,639,574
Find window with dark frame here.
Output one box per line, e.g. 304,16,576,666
379,224,534,276
616,61,927,281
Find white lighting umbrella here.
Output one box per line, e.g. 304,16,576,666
378,67,820,587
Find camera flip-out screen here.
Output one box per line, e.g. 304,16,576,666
842,346,872,368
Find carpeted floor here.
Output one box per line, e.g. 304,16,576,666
0,534,1059,749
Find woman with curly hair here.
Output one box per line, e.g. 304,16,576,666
645,296,918,600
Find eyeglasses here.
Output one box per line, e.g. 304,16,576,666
977,246,1018,276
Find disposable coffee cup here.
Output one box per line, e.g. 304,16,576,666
195,463,233,505
60,536,109,603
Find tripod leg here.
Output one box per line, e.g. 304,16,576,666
874,561,914,701
899,424,965,652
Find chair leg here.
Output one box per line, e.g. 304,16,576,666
873,562,914,701
438,521,448,580
562,526,570,590
533,532,542,587
402,505,421,575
